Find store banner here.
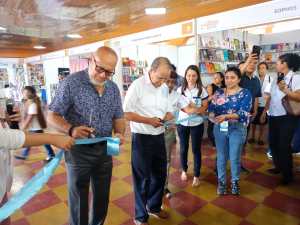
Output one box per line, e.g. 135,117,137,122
197,0,300,34
113,20,195,47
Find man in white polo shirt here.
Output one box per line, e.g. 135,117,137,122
123,57,173,225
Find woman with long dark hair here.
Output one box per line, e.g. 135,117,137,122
177,65,208,187
14,86,55,162
266,53,300,185
209,67,252,195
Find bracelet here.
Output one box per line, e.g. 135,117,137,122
68,125,76,137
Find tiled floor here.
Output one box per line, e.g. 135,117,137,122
8,135,300,225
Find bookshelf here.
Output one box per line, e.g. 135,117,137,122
198,36,248,75
261,42,300,72
27,63,45,97
122,57,147,96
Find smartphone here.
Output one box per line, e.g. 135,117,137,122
277,73,284,83
251,45,261,59
6,99,19,129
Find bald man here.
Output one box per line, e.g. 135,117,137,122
48,46,125,225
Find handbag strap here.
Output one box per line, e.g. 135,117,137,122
287,74,293,89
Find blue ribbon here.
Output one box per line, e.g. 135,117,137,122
75,137,120,156
0,137,121,222
0,150,64,222
164,114,208,127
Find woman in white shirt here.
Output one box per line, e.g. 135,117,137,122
15,86,55,162
266,53,300,185
177,65,208,187
0,112,74,225
249,62,273,145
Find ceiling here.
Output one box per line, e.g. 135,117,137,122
0,0,269,58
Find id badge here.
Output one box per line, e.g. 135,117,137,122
220,121,229,132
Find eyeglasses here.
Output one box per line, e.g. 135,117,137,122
92,57,115,77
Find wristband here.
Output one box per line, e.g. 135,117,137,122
68,125,76,137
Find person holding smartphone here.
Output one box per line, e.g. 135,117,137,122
264,53,300,185
239,51,262,173
0,107,74,225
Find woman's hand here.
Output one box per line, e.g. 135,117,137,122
278,80,289,94
260,113,267,124
215,115,227,123
51,135,75,150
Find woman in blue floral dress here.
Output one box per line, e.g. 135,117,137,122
209,67,252,195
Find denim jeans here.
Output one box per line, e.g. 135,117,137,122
177,124,204,177
21,130,55,158
131,133,167,223
214,122,247,183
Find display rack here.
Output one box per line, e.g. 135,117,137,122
198,36,248,75
27,63,45,96
261,42,300,72
122,57,147,96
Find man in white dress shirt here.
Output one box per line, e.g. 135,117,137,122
123,57,173,225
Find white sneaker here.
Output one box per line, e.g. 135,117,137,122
192,177,200,187
181,171,188,181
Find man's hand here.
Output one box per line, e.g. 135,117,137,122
147,117,163,128
246,53,258,65
114,133,125,145
71,126,95,138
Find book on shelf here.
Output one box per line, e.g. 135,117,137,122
199,62,227,75
121,57,147,95
199,49,245,62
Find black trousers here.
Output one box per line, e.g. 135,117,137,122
65,142,112,225
269,115,299,182
131,133,167,223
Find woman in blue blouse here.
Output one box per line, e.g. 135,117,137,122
209,67,252,195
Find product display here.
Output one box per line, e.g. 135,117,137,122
261,42,300,72
122,57,147,96
199,36,248,75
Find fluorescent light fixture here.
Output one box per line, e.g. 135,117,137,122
0,26,7,31
34,45,46,49
145,7,166,15
66,33,82,39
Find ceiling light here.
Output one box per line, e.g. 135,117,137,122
145,8,166,15
66,34,82,39
34,45,46,49
0,26,7,31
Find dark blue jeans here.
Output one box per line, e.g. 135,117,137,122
131,133,167,223
65,142,112,225
21,130,55,158
177,124,204,177
292,119,300,153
